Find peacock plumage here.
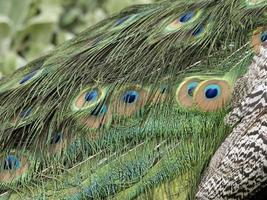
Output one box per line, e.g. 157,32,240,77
0,0,267,199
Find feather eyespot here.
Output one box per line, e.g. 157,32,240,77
80,104,112,130
164,11,202,33
122,90,139,104
192,25,205,37
3,156,20,170
18,69,45,86
252,27,267,54
165,20,183,32
0,155,29,184
0,68,44,93
176,78,201,108
50,133,63,145
47,132,66,155
12,107,35,125
187,82,198,97
194,80,231,111
72,87,107,111
113,85,149,116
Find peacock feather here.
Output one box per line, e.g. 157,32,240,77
0,0,267,199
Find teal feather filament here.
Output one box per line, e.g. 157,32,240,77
91,104,108,117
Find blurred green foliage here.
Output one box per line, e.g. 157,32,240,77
0,0,154,77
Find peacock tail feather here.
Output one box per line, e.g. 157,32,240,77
0,0,267,199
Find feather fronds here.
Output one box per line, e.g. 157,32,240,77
0,0,267,199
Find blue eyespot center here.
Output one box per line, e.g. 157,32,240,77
4,155,20,170
19,108,32,118
204,84,221,99
20,71,37,84
187,82,198,97
261,31,267,42
91,104,108,117
192,25,204,37
122,90,139,104
179,12,194,23
85,90,98,102
115,16,130,26
205,89,218,99
51,133,62,144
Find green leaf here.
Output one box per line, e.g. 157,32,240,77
0,51,26,75
0,16,11,56
0,0,31,31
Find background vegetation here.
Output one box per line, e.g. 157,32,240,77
0,0,154,78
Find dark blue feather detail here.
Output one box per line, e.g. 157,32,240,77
261,31,267,42
205,88,218,99
114,16,130,26
19,108,32,118
50,133,62,144
159,85,168,94
122,91,139,104
179,12,194,23
204,84,221,99
19,71,37,84
4,155,20,170
192,25,204,36
187,82,198,97
85,90,98,102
